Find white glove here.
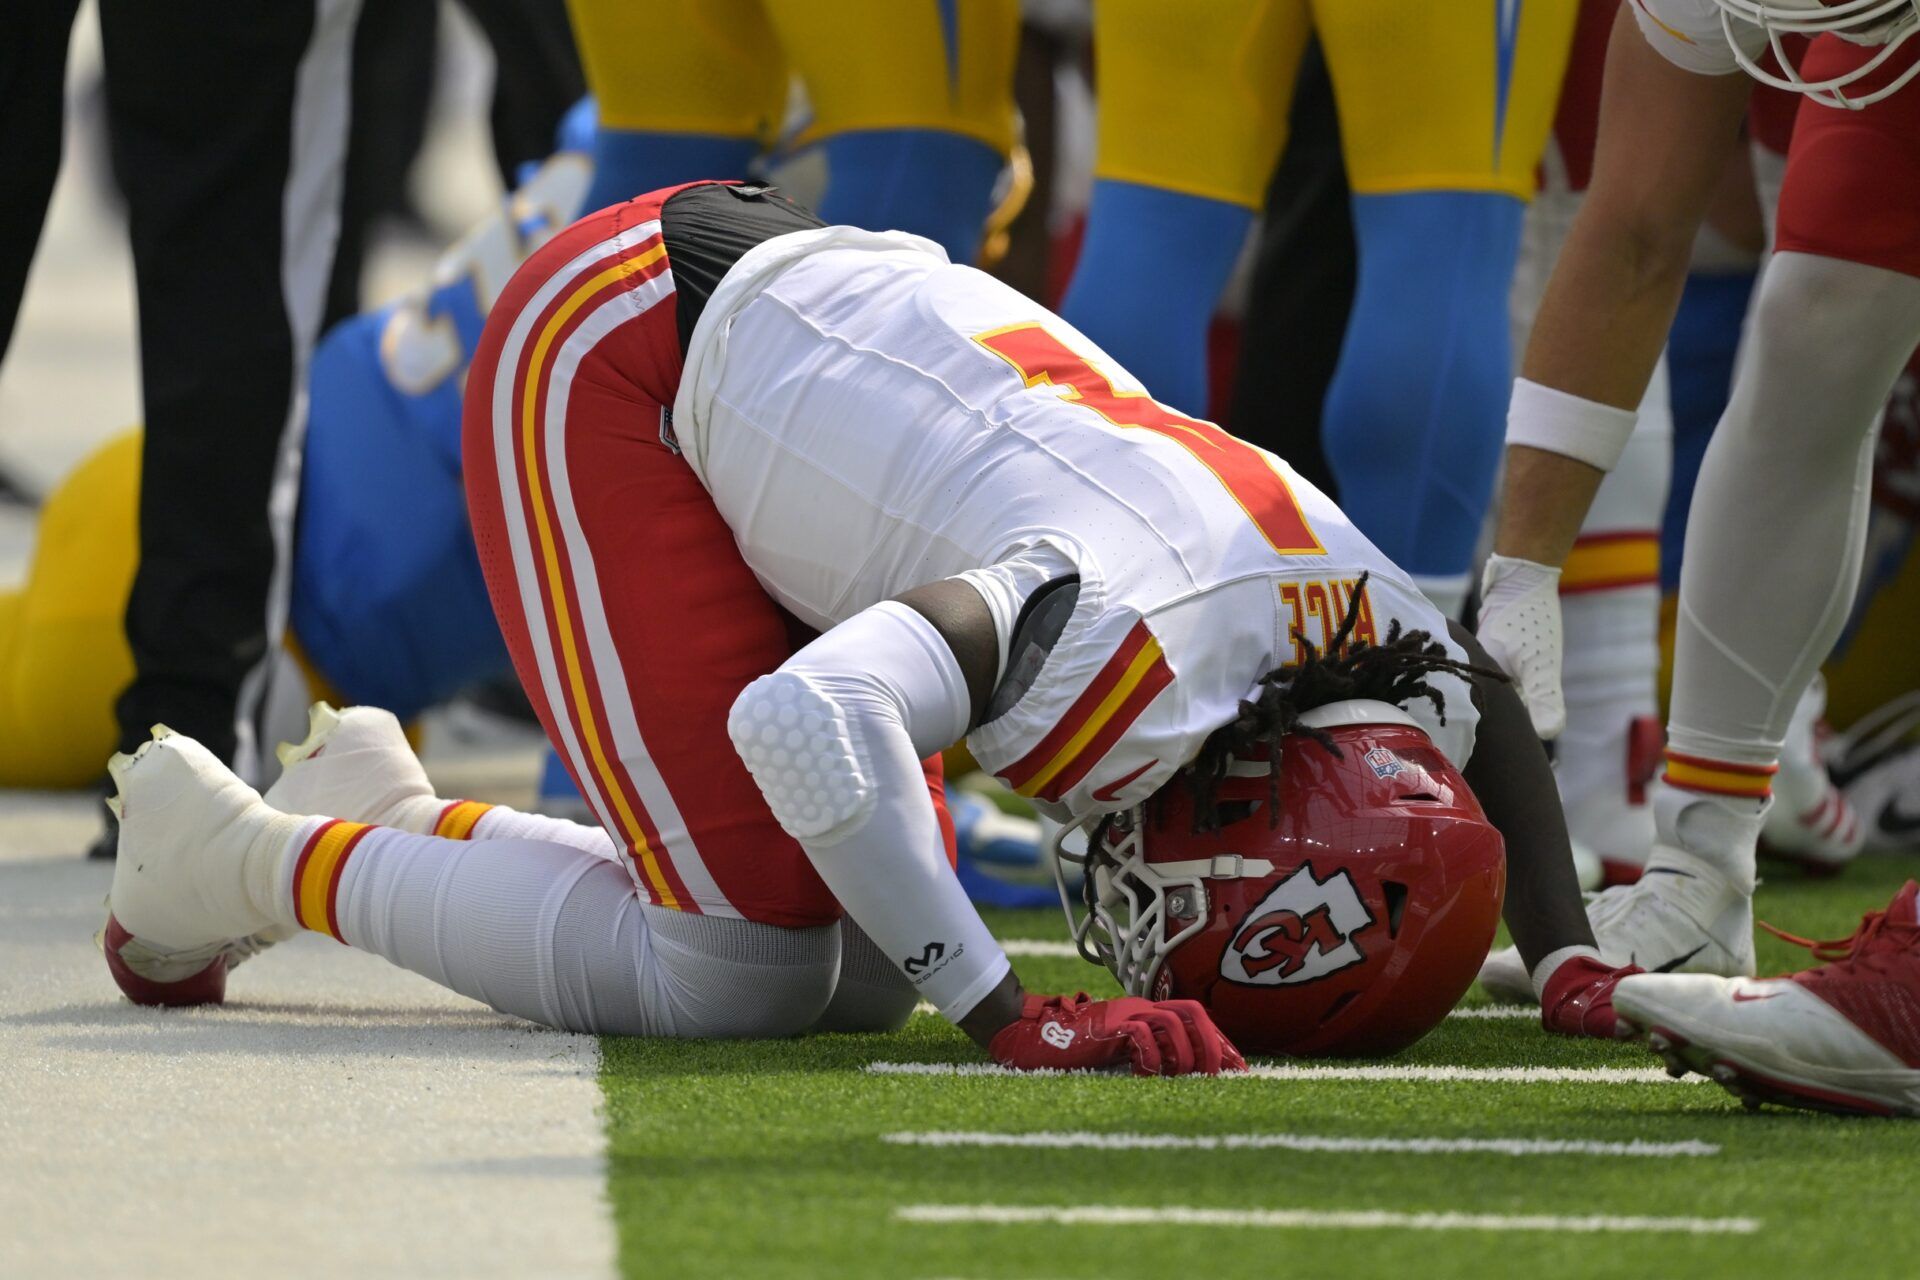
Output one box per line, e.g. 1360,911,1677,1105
1477,553,1566,740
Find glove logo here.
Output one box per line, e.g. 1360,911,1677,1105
1220,863,1375,987
903,942,946,975
1040,1021,1076,1050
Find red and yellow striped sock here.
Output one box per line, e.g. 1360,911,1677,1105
431,799,496,840
1560,531,1659,596
290,819,376,941
1661,750,1777,801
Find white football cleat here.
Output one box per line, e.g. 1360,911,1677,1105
1584,845,1755,977
103,727,305,1006
264,701,441,830
1476,944,1534,1004
1614,881,1920,1116
1828,691,1920,853
1761,676,1864,872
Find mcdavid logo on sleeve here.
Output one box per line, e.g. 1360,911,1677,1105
1220,864,1375,986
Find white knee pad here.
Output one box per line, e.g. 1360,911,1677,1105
728,671,875,842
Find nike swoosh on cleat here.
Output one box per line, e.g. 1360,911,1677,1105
1877,798,1920,838
1651,944,1708,974
1731,990,1782,1003
1640,867,1697,880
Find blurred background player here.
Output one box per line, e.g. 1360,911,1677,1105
1057,0,1577,616
566,0,1020,265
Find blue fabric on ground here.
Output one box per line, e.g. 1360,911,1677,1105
292,305,509,720
1322,190,1524,580
1058,180,1253,416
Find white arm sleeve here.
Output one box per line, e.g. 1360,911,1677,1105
728,600,1011,1021
1627,0,1765,75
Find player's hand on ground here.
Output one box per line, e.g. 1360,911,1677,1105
1477,554,1568,740
1539,955,1643,1038
988,992,1247,1076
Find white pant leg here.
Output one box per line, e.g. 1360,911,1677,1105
331,829,839,1036
470,805,622,861
1668,252,1920,766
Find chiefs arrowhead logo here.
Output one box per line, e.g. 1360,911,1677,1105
1220,864,1375,986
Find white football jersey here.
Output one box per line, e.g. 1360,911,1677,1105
676,228,1478,822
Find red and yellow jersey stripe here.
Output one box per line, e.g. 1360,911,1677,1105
433,800,495,841
997,619,1173,804
1662,750,1776,800
1561,531,1660,596
291,819,375,941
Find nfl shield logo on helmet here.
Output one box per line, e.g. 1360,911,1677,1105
1364,746,1403,780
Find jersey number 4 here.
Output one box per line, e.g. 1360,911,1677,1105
975,323,1323,556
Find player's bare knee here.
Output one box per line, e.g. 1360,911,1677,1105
728,671,876,843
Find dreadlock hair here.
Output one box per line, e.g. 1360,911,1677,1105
1182,572,1509,833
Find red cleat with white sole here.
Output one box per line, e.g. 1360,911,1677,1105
1612,881,1920,1117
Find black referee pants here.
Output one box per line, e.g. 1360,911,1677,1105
99,0,360,775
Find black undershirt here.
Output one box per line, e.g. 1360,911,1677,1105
661,182,826,352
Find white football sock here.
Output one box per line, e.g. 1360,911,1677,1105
290,824,839,1036
1556,366,1671,866
1665,253,1920,878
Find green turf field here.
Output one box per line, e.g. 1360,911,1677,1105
599,853,1920,1280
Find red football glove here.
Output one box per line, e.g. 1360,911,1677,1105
1540,955,1644,1038
988,992,1247,1076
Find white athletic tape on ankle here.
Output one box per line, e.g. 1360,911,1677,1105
1506,378,1638,473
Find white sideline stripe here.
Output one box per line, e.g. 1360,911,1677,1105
881,1131,1718,1158
895,1205,1760,1235
911,999,1535,1021
1002,939,1078,957
866,1062,1703,1084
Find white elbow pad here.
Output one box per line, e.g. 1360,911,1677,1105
728,671,876,843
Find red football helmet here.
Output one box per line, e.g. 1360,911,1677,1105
1051,700,1506,1057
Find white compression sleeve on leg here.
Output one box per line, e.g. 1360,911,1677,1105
729,600,1011,1022
1669,253,1920,762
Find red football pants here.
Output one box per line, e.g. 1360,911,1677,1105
461,191,952,927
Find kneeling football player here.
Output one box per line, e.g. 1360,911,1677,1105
100,183,1634,1073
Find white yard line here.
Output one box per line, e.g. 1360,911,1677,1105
882,1131,1718,1157
895,1205,1761,1235
867,1061,1702,1084
912,998,1537,1021
0,798,615,1279
1001,939,1079,957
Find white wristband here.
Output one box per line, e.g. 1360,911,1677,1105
1506,378,1638,473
